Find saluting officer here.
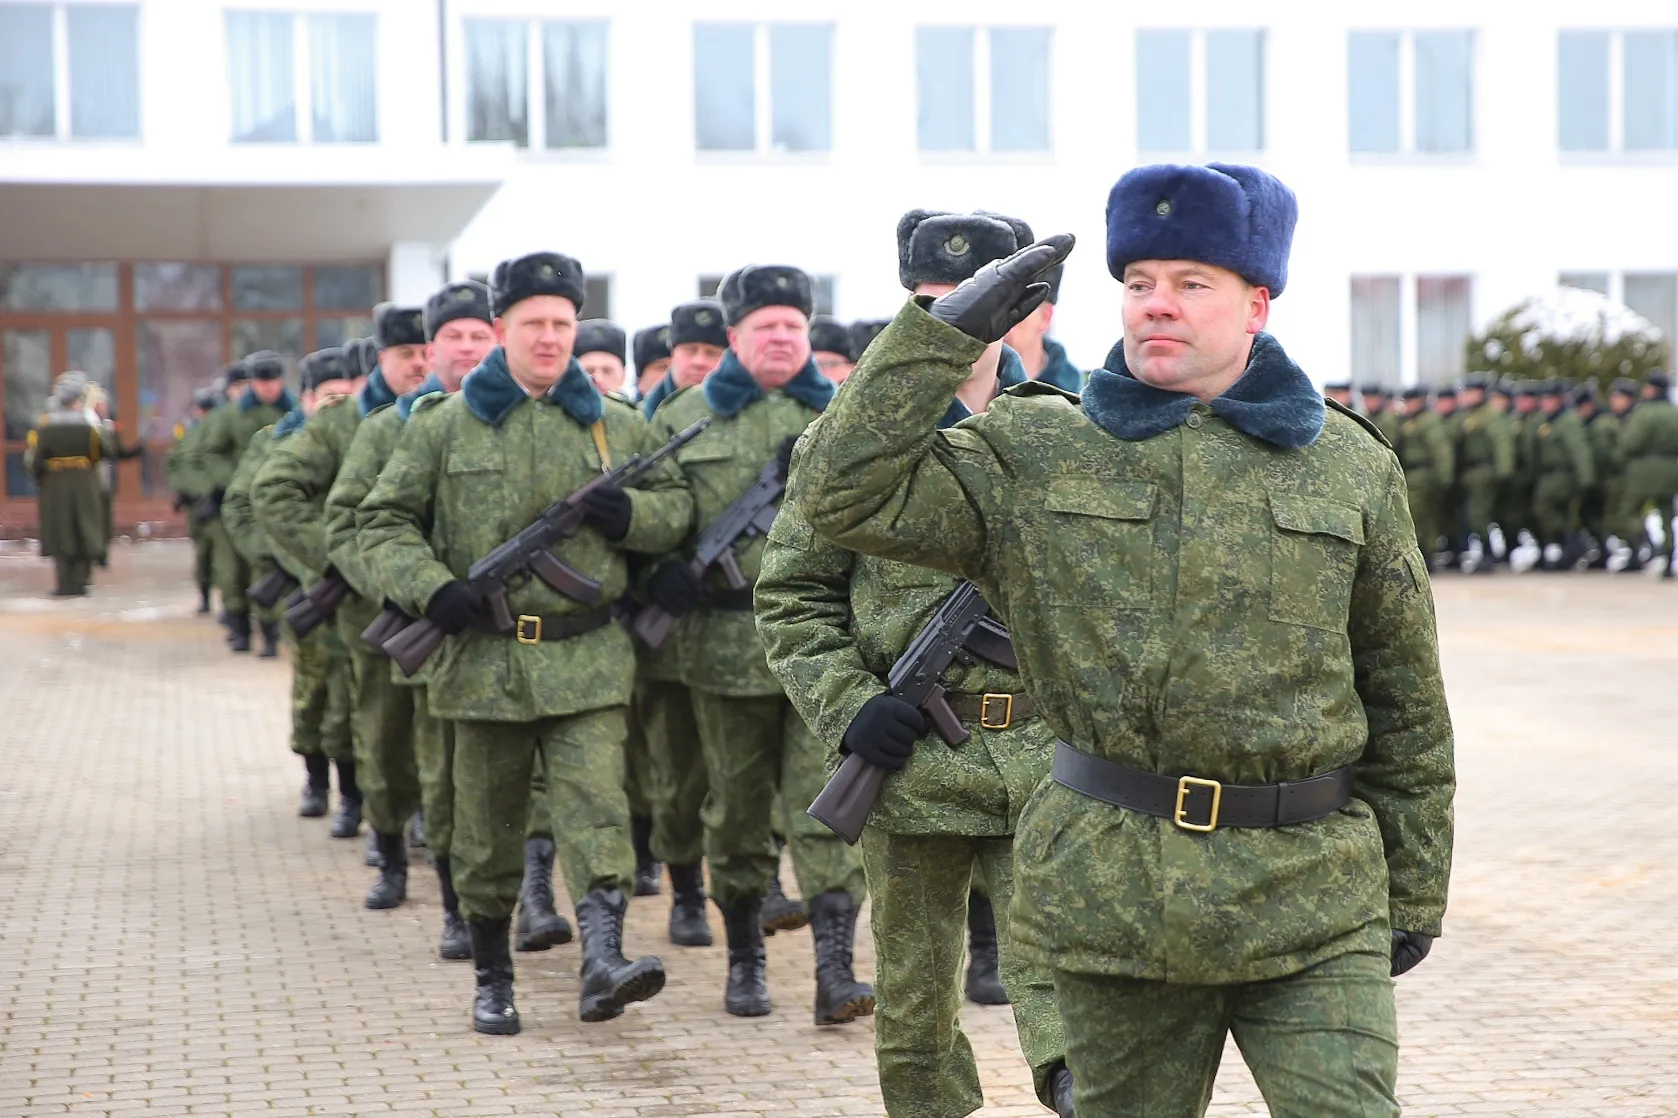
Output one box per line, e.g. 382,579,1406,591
796,163,1454,1116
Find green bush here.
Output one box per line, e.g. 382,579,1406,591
1467,286,1667,388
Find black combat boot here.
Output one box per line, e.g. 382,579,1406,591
1049,1063,1076,1117
467,917,520,1035
666,862,713,947
329,785,362,840
258,619,280,658
964,890,1010,1005
630,815,661,896
298,756,330,818
575,887,666,1022
514,837,573,950
407,811,426,849
435,857,471,961
809,890,875,1026
761,866,807,934
197,583,212,614
719,896,772,1017
227,613,252,652
364,831,408,909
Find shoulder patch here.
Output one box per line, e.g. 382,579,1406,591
653,384,695,417
1002,380,1080,403
602,394,646,424
410,391,449,414
364,400,396,418
1325,397,1391,449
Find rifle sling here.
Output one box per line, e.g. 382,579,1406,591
589,420,612,470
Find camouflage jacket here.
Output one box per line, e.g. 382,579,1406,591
186,388,293,493
1618,398,1678,460
1584,412,1622,483
357,348,692,722
163,418,206,499
633,389,686,684
651,353,833,697
1366,406,1402,449
795,302,1455,984
1394,409,1455,489
222,424,278,570
1454,403,1516,479
1532,408,1596,485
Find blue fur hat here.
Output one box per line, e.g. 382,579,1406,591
897,210,1026,290
491,251,587,318
632,324,671,374
374,302,427,349
575,320,627,362
809,315,852,358
718,265,813,326
424,280,493,340
298,347,350,391
670,300,728,347
245,350,286,381
1105,163,1298,295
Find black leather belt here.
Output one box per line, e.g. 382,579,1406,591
706,587,756,611
475,605,615,643
1051,742,1352,832
945,692,1035,729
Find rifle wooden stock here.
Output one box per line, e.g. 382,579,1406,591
631,603,679,649
359,603,411,654
383,618,445,678
807,753,887,846
283,572,350,638
248,567,299,609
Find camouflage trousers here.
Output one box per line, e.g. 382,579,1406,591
1614,458,1678,556
1532,471,1582,546
344,642,418,835
1053,950,1398,1118
188,517,214,591
690,689,866,909
450,706,637,922
208,520,251,616
637,678,706,866
287,622,352,762
861,827,1064,1117
1458,468,1503,550
411,684,455,858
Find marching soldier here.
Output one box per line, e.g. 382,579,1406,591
632,324,672,400
757,210,1073,1117
219,396,293,659
1574,385,1620,565
1359,384,1402,447
1454,376,1515,571
187,352,295,652
1002,256,1082,392
810,315,856,383
165,387,222,613
1393,387,1455,562
640,300,728,418
1614,372,1678,576
25,373,110,597
1322,381,1354,408
645,265,871,1023
1508,380,1544,545
1529,380,1595,569
359,251,686,1032
576,320,630,399
795,162,1453,1116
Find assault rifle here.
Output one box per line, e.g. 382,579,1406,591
808,581,1012,844
248,565,300,610
360,602,412,655
383,417,711,677
283,568,351,638
631,457,785,648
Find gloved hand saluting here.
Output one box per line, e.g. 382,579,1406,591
928,235,1076,344
840,694,928,772
1390,929,1433,977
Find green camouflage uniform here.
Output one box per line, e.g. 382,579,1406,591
186,388,291,619
163,419,216,598
1393,408,1455,558
1365,405,1402,450
1453,402,1516,549
1508,405,1545,539
1582,410,1621,547
255,377,413,833
757,492,1065,1114
652,375,865,911
355,354,692,921
1614,397,1678,557
795,304,1454,1117
1530,407,1596,548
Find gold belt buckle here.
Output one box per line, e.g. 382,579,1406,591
1173,775,1222,833
515,615,542,644
979,693,1014,730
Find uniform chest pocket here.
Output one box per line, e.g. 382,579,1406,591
1040,480,1157,610
441,448,504,514
1269,493,1364,631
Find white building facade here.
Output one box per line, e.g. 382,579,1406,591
2,0,1677,528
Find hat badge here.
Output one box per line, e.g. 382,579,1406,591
657,327,670,345
453,288,472,303
1155,199,1172,216
539,264,556,279
775,276,789,289
945,234,970,256
695,310,713,326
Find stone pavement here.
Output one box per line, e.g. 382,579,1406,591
0,540,1676,1117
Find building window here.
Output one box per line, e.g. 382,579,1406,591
1349,276,1402,390
1416,275,1472,385
462,18,609,150
1135,29,1264,154
0,2,139,140
1558,271,1611,295
1624,273,1678,363
227,11,377,143
465,20,527,145
694,22,832,154
1561,30,1678,153
544,21,608,149
1348,30,1474,155
696,274,834,316
917,25,1050,154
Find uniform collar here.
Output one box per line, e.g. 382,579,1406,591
395,372,447,421
460,346,604,427
703,350,834,418
357,367,399,416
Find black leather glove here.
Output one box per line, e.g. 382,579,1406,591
192,491,222,521
172,493,189,513
578,483,633,541
424,581,483,636
647,560,702,617
928,235,1076,343
776,435,799,477
1390,930,1433,977
840,694,928,772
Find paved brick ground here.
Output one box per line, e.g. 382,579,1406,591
1,540,1675,1117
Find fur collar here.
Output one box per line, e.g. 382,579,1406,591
240,387,296,413
640,371,677,419
357,367,399,417
273,406,307,439
1080,333,1324,449
396,372,447,421
940,345,1027,428
460,346,604,428
702,350,834,418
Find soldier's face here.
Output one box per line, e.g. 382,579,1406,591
1435,397,1457,416
729,307,812,389
670,343,724,388
1002,300,1054,352
428,318,495,391
580,352,626,395
815,351,855,384
637,358,671,396
1515,397,1535,414
225,384,244,402
252,378,284,404
1460,388,1485,409
1327,389,1353,406
380,344,430,395
496,296,578,391
1121,260,1269,400
1360,394,1384,413
1612,394,1634,414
